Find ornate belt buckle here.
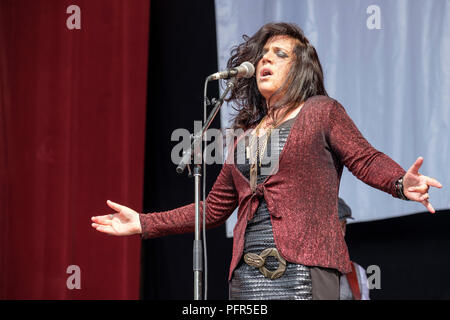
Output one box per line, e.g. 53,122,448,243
244,248,287,280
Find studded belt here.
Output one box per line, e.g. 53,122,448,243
243,248,287,280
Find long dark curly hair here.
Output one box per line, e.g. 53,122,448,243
226,22,328,130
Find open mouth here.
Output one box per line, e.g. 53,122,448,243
260,68,273,79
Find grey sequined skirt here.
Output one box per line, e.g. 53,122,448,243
229,260,313,300
229,201,313,300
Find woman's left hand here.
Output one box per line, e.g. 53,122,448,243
403,157,443,213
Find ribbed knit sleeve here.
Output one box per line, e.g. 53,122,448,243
139,163,238,239
326,100,406,197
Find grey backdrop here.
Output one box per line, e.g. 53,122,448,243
214,0,450,236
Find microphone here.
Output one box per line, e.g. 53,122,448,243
208,61,255,81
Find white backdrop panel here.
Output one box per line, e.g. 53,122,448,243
214,0,450,236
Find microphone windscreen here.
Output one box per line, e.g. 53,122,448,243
241,61,255,78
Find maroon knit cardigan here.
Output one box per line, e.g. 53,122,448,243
139,95,406,280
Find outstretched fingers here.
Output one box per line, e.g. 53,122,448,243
407,176,442,195
91,214,112,225
92,223,116,235
424,176,443,189
407,156,423,175
106,200,123,212
91,200,125,234
422,199,436,214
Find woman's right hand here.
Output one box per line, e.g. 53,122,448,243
91,200,142,236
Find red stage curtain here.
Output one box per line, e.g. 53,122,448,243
0,0,149,299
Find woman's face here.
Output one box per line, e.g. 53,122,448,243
256,35,298,102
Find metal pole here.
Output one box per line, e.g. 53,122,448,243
176,78,236,300
193,165,203,300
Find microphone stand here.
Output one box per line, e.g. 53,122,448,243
176,77,236,300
